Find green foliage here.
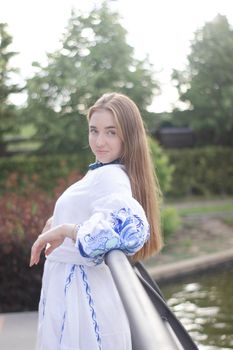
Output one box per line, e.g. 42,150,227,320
161,206,181,242
167,146,233,197
0,139,173,196
0,154,90,195
1,146,232,198
0,23,23,147
148,137,174,194
172,15,233,145
25,2,158,154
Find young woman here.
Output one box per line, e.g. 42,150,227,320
30,92,163,350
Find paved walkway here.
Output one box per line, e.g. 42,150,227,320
0,311,37,349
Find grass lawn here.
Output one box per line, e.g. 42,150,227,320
176,202,233,216
145,197,233,268
165,196,233,217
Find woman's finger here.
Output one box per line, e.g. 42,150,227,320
44,242,60,256
41,217,53,234
30,236,46,266
30,225,64,267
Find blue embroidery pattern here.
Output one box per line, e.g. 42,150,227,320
64,264,76,295
42,295,46,318
78,207,149,264
60,311,67,345
60,264,76,345
79,265,102,350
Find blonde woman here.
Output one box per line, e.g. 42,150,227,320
30,92,162,350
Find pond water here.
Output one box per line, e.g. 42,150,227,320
160,267,233,350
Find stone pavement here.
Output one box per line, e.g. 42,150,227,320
0,311,37,350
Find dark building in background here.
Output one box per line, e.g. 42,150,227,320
155,127,195,149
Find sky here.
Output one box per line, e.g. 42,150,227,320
1,0,233,112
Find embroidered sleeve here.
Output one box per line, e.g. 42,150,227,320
75,194,150,265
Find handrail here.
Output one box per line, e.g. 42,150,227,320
105,250,180,350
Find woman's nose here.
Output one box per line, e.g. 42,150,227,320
96,134,105,146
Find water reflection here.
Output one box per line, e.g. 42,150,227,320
161,268,233,349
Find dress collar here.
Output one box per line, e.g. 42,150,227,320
88,158,121,170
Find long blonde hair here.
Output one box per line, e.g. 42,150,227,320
88,92,163,260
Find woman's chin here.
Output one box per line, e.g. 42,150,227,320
98,158,111,164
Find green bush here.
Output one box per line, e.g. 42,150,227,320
0,153,91,195
149,137,174,194
166,146,233,197
161,206,181,243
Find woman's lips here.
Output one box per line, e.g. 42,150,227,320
96,150,108,154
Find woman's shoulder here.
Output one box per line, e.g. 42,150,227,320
90,164,132,197
93,164,129,182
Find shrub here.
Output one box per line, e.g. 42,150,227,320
0,190,52,312
0,171,80,312
149,137,174,194
166,146,233,197
0,154,90,195
161,206,181,244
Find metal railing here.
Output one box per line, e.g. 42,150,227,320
105,250,180,350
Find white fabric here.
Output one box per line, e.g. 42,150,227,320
37,164,149,350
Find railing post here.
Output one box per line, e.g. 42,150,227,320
105,250,180,350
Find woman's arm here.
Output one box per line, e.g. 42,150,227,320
41,216,53,233
30,194,149,267
29,223,77,267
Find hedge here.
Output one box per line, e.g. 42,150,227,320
0,153,91,195
0,138,173,196
0,190,51,312
167,146,233,197
1,147,232,198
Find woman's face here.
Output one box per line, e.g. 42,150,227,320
88,109,123,163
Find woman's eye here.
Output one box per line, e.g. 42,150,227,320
90,129,97,134
107,130,116,135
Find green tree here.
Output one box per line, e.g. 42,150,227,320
0,23,22,154
172,14,233,145
25,2,159,155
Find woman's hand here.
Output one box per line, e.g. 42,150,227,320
41,216,53,234
29,223,76,267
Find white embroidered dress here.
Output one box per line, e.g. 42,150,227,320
37,164,150,350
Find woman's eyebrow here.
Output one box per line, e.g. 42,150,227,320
105,126,116,130
89,125,116,130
